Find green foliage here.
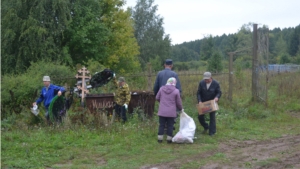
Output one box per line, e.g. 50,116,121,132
1,0,140,75
275,34,287,53
200,35,214,60
64,0,111,66
97,0,141,74
1,0,72,74
279,54,291,64
171,23,300,67
235,23,252,50
288,24,300,56
149,55,164,72
234,60,245,88
26,60,75,85
174,62,189,71
173,61,206,71
171,45,200,62
218,34,238,56
131,0,171,68
84,59,106,75
1,61,74,119
293,53,300,64
247,105,271,119
207,51,223,73
2,71,300,168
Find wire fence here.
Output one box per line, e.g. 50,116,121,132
50,71,229,100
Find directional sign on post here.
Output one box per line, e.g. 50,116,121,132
75,67,91,106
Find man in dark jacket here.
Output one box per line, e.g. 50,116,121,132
197,72,222,136
153,59,182,131
153,59,182,96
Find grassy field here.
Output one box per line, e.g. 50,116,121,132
1,71,300,169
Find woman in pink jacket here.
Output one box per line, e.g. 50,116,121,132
156,77,183,143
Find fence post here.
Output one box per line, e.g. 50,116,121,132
265,28,269,107
147,63,152,91
252,24,258,102
228,52,233,102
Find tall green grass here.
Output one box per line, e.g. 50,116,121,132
1,71,300,168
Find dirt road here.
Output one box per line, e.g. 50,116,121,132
141,134,300,169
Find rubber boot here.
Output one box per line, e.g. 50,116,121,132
158,135,163,143
167,136,172,144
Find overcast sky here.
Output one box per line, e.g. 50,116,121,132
124,0,300,45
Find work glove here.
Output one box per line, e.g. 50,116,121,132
123,103,128,110
113,73,116,78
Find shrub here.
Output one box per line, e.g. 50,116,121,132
1,60,74,120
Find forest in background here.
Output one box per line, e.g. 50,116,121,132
1,0,300,75
170,24,300,72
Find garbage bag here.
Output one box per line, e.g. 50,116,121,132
90,69,114,88
172,110,196,143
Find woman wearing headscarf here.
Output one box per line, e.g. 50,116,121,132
156,77,183,143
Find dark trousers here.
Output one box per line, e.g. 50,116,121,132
45,109,63,124
158,116,175,137
115,104,127,122
45,110,50,121
198,111,216,135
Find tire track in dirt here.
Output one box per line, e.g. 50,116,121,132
140,135,300,169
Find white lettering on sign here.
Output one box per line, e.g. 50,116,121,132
92,100,114,109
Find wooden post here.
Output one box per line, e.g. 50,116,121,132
75,67,91,107
266,28,269,107
252,24,258,102
147,63,152,91
228,52,233,102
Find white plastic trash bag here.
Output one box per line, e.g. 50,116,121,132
31,105,40,116
172,109,196,143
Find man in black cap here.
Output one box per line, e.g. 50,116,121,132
153,59,182,96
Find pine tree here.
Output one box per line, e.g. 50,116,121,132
288,24,300,56
208,52,223,73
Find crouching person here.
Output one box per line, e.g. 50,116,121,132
156,77,182,143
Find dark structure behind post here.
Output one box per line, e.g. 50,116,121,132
147,63,152,91
252,24,258,102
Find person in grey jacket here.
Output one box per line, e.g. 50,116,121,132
153,59,182,96
156,77,183,143
197,72,222,136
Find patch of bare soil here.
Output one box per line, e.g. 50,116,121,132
47,154,106,169
140,135,300,169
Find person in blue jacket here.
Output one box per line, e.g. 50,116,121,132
153,59,182,96
32,76,65,122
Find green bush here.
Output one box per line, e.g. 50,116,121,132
1,60,74,120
